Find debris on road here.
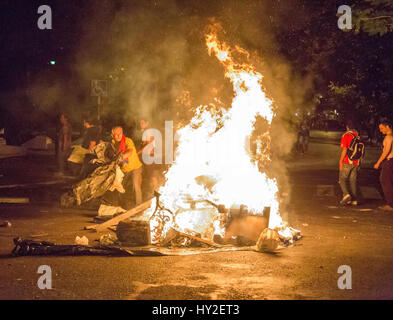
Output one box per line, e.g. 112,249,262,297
11,237,164,257
98,204,125,217
256,228,280,253
85,199,152,232
116,220,150,246
75,235,89,245
99,233,118,246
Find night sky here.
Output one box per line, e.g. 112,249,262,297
1,0,392,138
1,0,87,91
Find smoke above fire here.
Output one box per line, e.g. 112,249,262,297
13,0,314,213
146,26,285,244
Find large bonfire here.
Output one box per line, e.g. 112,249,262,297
144,27,299,247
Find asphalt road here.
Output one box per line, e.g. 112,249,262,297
0,139,392,300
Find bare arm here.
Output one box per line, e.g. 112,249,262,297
89,141,97,152
339,147,347,171
122,139,136,159
375,136,393,168
137,136,154,155
123,148,133,159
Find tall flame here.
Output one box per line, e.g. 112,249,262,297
147,28,286,244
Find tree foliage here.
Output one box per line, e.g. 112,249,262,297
353,0,393,36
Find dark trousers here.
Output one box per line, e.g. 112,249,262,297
58,149,71,173
79,154,99,179
102,167,142,210
380,158,393,207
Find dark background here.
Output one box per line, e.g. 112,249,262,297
1,0,392,145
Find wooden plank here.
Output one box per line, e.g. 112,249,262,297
0,197,29,204
177,231,221,248
86,199,152,232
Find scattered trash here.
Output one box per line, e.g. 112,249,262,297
302,223,309,227
98,204,126,217
99,234,118,246
0,220,12,228
73,161,121,205
256,228,280,253
11,237,164,257
75,236,89,246
332,216,341,219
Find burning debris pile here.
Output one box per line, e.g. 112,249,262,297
121,192,301,253
120,27,302,252
17,26,302,258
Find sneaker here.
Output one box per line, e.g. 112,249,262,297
350,201,358,206
340,194,351,205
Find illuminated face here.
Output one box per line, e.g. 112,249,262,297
140,120,149,130
112,127,123,142
379,124,387,134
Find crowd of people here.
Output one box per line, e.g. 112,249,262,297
56,114,162,209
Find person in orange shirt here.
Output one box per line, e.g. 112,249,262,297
111,126,142,206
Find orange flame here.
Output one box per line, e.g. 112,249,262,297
146,27,290,244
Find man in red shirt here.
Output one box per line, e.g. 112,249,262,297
339,119,361,205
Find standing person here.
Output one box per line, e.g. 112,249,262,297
374,120,393,211
339,119,363,205
78,116,102,179
57,114,72,176
81,116,101,152
297,119,310,155
111,126,143,206
138,119,160,195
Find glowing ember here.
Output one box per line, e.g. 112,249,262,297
145,27,296,245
